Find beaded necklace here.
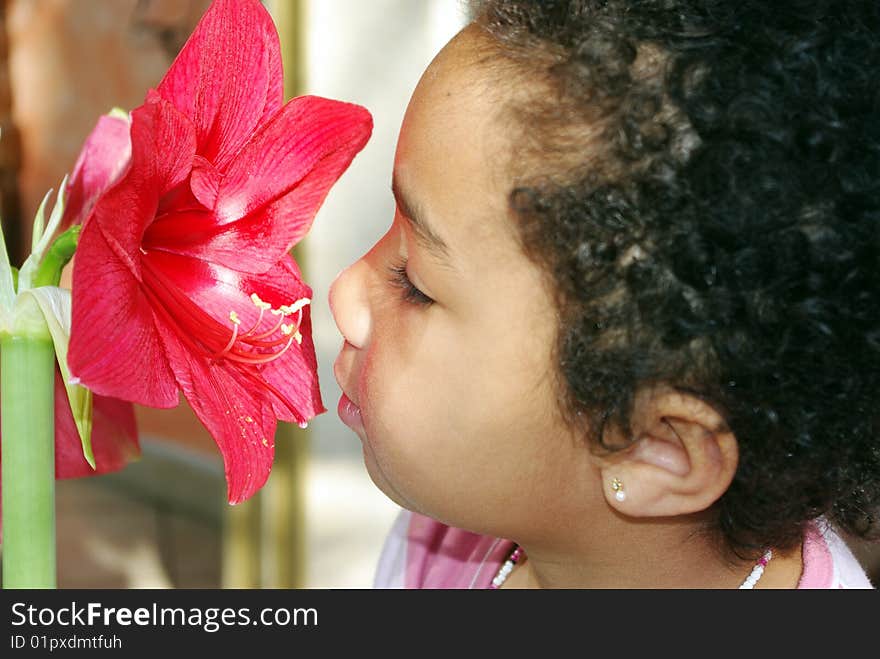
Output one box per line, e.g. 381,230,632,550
489,546,773,589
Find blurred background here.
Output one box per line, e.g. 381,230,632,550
0,0,467,588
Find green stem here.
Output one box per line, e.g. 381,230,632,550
1,334,56,588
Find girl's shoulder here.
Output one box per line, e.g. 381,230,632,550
372,510,875,589
373,509,513,589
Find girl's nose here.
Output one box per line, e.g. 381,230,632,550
329,260,371,349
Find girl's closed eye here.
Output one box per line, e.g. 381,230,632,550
387,258,434,306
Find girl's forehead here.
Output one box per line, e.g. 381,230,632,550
393,28,522,259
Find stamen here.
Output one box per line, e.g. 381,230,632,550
250,293,272,310
139,258,306,420
250,314,286,340
212,296,310,364
270,297,310,316
251,297,310,340
213,311,242,357
280,322,303,345
278,298,311,315
221,331,298,365
239,293,271,337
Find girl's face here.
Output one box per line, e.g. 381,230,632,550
329,27,595,539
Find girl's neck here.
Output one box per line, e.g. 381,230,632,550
502,523,804,589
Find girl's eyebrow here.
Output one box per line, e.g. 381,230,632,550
391,176,454,266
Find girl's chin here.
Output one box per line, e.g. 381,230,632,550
360,445,413,511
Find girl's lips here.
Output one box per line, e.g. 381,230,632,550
337,392,364,433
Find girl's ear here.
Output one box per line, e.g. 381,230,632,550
597,386,738,518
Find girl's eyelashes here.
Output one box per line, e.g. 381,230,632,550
387,258,434,306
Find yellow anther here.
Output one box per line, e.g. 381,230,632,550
281,323,294,336
294,331,302,345
229,311,241,325
289,297,311,313
250,293,272,311
272,297,311,316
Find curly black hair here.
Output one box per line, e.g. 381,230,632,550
469,0,880,556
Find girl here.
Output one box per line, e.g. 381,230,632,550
329,0,879,588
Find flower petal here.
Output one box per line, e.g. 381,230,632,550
69,215,178,408
155,0,284,170
190,155,221,210
52,372,140,479
149,96,372,273
89,96,196,263
142,250,305,321
217,95,371,219
135,93,199,203
217,95,372,222
69,96,195,407
261,301,324,423
144,250,323,423
258,257,325,422
140,249,322,420
62,112,132,230
153,318,278,504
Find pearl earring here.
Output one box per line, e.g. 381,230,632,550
611,477,626,502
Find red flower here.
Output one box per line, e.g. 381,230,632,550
68,0,372,503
